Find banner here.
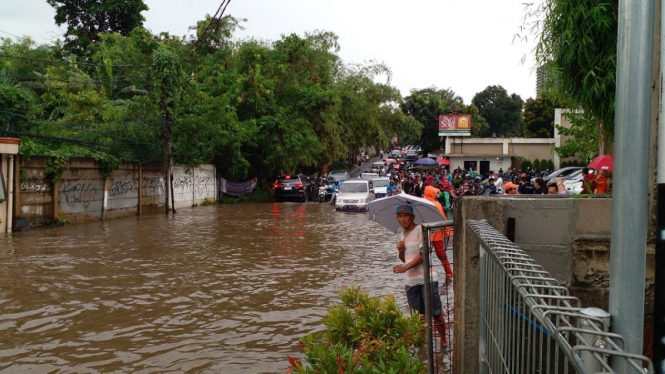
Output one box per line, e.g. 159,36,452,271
438,114,472,136
219,177,257,197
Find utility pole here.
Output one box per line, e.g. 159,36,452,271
162,111,171,214
609,0,654,371
153,46,183,215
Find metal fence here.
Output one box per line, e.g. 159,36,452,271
420,221,455,374
467,219,653,374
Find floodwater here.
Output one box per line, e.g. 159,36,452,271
0,202,453,373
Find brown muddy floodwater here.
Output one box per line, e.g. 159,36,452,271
0,202,453,373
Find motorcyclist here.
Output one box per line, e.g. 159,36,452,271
330,179,341,192
386,180,399,196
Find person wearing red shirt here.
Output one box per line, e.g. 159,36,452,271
580,168,596,195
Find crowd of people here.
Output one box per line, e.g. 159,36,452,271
380,163,613,218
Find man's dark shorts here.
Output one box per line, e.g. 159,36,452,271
405,282,443,317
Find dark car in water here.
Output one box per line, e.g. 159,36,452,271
274,175,308,202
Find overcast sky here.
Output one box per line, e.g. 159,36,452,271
1,0,538,103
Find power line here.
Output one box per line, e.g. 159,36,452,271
0,29,21,39
179,0,233,62
0,53,150,68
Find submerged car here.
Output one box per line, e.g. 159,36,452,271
369,162,385,174
327,170,350,183
274,174,307,202
371,177,390,198
335,179,374,212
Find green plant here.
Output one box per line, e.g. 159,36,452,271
199,198,217,206
533,159,541,171
286,286,426,374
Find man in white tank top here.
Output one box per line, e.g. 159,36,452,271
392,204,448,348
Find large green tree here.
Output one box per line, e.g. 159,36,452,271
47,0,149,55
400,87,463,153
472,85,524,137
0,15,412,184
523,95,557,138
522,0,618,155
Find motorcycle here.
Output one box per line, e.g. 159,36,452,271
329,187,340,205
318,185,331,203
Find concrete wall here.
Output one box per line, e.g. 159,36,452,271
16,156,216,227
453,196,655,374
449,143,503,155
444,137,556,168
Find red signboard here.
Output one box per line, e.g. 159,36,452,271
438,115,472,136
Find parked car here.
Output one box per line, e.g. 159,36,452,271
563,169,594,195
371,177,390,199
335,179,374,212
405,150,418,161
327,170,350,184
369,162,385,174
543,167,583,182
361,172,379,179
296,174,318,201
274,174,308,202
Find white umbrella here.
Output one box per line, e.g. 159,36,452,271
368,193,446,234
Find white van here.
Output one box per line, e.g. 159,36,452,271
335,179,374,212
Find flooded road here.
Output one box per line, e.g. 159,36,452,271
0,202,452,373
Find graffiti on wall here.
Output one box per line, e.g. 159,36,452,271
195,174,215,197
60,182,100,209
172,176,192,192
109,179,138,197
141,177,164,197
20,178,51,192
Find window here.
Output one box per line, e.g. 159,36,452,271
0,172,6,202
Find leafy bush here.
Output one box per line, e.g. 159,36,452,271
546,159,555,171
286,286,426,374
533,159,541,171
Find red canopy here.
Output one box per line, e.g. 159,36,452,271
587,154,613,171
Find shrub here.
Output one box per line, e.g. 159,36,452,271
546,159,555,170
533,159,541,172
286,286,426,374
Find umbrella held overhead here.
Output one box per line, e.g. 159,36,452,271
368,193,447,234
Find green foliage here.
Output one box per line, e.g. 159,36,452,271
47,0,149,55
401,87,463,153
287,286,426,374
522,0,617,148
523,96,558,138
533,159,541,171
472,85,524,137
1,19,415,184
546,159,554,171
463,103,489,138
555,111,601,162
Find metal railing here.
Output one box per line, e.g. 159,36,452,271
421,221,455,374
467,219,653,374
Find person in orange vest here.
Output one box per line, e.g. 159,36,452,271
424,185,454,279
595,170,609,194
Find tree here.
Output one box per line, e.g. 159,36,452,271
462,103,489,138
523,96,557,138
472,85,524,137
401,87,463,154
47,0,149,54
521,0,618,152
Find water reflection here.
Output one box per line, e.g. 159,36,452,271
0,203,451,373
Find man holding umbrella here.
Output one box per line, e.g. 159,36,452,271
393,204,448,348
